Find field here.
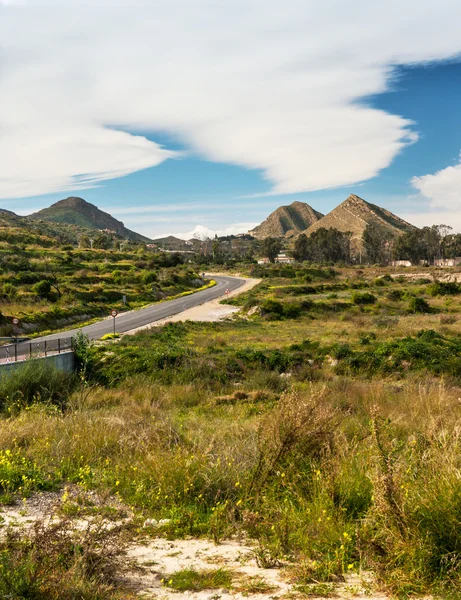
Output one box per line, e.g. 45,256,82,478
1,264,461,598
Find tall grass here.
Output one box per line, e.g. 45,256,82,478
0,376,460,596
0,360,77,413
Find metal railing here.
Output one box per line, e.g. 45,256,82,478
0,337,74,364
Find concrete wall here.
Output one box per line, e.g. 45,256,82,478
0,351,75,377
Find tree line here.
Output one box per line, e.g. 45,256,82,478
261,224,461,265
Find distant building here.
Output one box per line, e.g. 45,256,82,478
276,252,295,264
391,260,412,267
434,257,461,267
257,252,295,265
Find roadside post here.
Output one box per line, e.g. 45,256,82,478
111,309,118,335
12,317,19,339
225,288,230,297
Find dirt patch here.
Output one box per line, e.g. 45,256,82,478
124,536,388,599
0,489,390,600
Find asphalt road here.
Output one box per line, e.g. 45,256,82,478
2,275,246,362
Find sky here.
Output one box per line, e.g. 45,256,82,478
1,0,461,239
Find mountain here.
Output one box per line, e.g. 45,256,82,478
29,197,151,242
249,201,324,239
304,193,416,251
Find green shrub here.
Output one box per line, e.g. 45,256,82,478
427,281,461,296
2,282,18,301
261,299,284,318
142,271,158,285
283,302,302,318
351,292,376,305
33,280,52,300
408,296,431,313
386,289,404,301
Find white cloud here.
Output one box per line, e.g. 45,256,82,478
2,1,461,200
157,223,259,241
411,153,461,210
399,210,461,233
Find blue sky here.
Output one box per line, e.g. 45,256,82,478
2,1,461,239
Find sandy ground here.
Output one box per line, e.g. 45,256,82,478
125,536,387,600
0,489,390,600
125,275,260,335
391,271,461,282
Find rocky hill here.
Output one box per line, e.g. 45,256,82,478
249,201,324,239
304,194,416,251
29,197,150,242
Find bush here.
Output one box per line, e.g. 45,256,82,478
261,299,284,318
408,296,431,313
2,282,18,301
0,362,76,412
283,302,302,318
351,292,376,305
427,281,461,296
387,289,404,301
142,271,158,285
33,280,52,300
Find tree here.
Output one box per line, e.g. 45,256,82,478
33,280,52,300
79,234,91,248
362,224,393,264
293,233,310,261
212,235,221,261
261,237,282,263
92,233,113,250
443,233,461,258
306,228,351,263
394,230,426,264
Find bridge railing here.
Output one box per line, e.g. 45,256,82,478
0,337,74,364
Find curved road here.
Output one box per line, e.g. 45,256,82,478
3,275,246,362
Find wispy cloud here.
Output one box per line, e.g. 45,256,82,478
2,1,461,200
105,203,213,216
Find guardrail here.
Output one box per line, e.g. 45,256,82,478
0,337,74,364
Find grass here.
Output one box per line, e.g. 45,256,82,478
2,265,461,597
164,567,234,591
234,574,278,594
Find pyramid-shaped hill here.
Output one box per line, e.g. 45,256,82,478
249,201,324,239
304,194,417,250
